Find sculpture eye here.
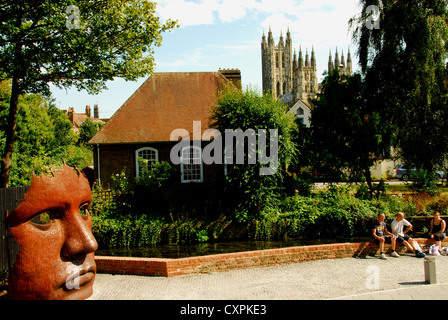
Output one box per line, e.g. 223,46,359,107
30,211,55,230
79,203,90,216
31,212,52,225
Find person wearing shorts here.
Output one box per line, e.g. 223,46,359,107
428,211,447,252
391,212,425,258
372,213,398,259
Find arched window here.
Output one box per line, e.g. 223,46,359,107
276,82,281,97
296,107,305,124
135,147,158,177
181,145,203,183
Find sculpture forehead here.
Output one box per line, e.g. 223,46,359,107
10,165,91,224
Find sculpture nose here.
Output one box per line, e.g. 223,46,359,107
61,209,98,260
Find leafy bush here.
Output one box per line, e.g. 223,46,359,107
408,169,440,195
90,168,433,249
133,161,179,215
428,194,448,215
210,84,298,221
247,185,416,241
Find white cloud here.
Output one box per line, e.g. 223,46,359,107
261,0,360,48
216,0,257,23
156,0,360,45
156,47,206,69
156,0,217,26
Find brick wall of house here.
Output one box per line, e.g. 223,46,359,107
93,142,224,188
95,238,437,277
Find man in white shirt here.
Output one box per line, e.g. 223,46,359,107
391,212,426,258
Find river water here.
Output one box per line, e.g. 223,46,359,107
95,237,371,259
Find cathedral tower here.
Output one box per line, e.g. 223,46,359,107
292,46,318,103
328,47,352,76
261,28,293,98
262,30,318,104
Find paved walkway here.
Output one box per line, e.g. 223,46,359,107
89,254,448,300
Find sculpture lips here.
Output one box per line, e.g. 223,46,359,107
65,266,95,290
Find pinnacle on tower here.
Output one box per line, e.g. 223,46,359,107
285,29,292,53
328,49,333,71
262,30,267,48
293,49,298,69
279,31,284,47
268,26,274,46
347,47,353,74
311,46,316,68
305,49,310,67
334,47,340,68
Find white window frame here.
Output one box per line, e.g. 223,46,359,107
135,147,159,177
180,145,203,183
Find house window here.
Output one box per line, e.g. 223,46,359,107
181,145,203,183
136,147,158,177
296,107,305,125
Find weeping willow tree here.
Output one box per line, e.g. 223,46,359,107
350,0,448,178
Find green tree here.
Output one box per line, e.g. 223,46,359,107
350,0,448,177
310,70,393,192
0,81,82,185
0,0,178,187
47,103,77,150
210,84,297,221
79,117,104,146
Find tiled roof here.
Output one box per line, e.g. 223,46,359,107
89,72,232,144
72,113,89,128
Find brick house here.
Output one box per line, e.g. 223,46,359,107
65,104,108,134
88,69,241,187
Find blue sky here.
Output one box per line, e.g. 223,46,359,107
50,0,362,119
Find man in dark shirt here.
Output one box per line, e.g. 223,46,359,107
372,213,398,259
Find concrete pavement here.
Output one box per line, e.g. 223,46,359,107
89,254,448,300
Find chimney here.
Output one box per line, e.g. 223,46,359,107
94,104,99,119
68,107,74,124
86,105,91,118
219,69,242,89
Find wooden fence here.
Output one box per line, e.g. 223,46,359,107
0,186,29,273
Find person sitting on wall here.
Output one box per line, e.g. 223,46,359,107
428,211,446,253
372,213,399,259
391,212,426,258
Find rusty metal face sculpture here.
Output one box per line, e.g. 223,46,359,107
7,164,98,300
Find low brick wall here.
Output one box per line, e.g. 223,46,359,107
95,256,171,277
95,238,437,277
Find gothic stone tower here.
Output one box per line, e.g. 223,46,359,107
262,29,318,103
261,28,293,99
292,46,319,103
328,47,352,76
